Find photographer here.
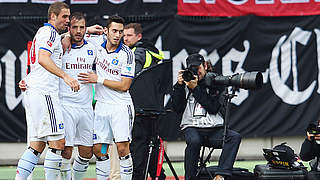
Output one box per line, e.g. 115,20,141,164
300,120,320,171
172,53,241,180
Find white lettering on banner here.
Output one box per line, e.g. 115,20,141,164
183,0,200,3
205,0,215,4
228,0,248,5
3,27,320,111
108,0,127,4
1,50,26,110
172,49,189,86
0,60,1,89
0,0,27,2
280,0,309,3
270,27,315,105
256,0,274,4
182,0,317,5
71,0,98,4
155,36,170,59
222,40,250,105
171,27,319,106
143,0,162,3
314,29,320,94
31,0,65,4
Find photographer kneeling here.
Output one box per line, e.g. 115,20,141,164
172,53,241,180
300,120,320,171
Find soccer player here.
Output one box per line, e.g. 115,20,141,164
78,15,135,180
58,12,96,180
20,12,97,180
15,2,80,180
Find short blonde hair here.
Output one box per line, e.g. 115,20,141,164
48,2,69,20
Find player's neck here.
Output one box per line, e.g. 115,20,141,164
106,42,118,52
47,21,59,33
72,40,84,47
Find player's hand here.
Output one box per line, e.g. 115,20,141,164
87,24,103,35
185,75,198,89
61,33,71,53
78,71,98,84
63,75,80,92
177,70,184,85
18,80,27,92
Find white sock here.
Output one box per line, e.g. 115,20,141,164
60,158,71,180
72,155,90,180
44,149,62,180
119,154,133,180
96,156,110,180
15,148,40,180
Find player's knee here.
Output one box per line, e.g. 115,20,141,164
93,146,99,156
93,144,105,157
48,139,65,150
117,146,129,157
79,149,93,159
62,147,73,159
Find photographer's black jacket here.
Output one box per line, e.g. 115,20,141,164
300,138,320,161
172,80,225,129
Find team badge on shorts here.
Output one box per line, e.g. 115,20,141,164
88,50,93,55
59,123,64,129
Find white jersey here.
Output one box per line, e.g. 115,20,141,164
59,40,96,108
85,34,135,104
25,23,63,95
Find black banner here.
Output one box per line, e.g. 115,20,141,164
1,15,320,142
0,0,177,17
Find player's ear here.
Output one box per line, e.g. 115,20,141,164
50,13,56,21
103,27,108,35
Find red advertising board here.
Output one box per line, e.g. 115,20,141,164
178,0,320,17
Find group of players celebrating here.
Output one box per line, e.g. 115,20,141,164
15,2,135,180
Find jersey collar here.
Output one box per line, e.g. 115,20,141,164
44,23,58,32
101,40,123,53
71,40,88,49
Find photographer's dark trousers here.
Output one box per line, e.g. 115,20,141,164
184,127,241,180
130,116,166,180
300,138,320,161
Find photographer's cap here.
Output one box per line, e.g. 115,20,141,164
186,53,205,67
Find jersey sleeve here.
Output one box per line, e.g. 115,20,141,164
84,34,103,48
38,28,58,54
121,49,135,78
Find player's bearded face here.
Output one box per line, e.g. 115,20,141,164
54,8,70,33
106,22,124,46
70,18,86,44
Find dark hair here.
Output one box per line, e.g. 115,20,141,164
106,15,125,28
205,61,214,72
48,2,69,20
70,12,86,26
124,23,143,35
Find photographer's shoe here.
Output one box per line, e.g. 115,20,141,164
213,174,224,180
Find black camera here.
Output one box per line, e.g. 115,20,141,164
182,65,199,82
204,72,263,90
307,123,320,135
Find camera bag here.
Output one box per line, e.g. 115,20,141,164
254,164,307,180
